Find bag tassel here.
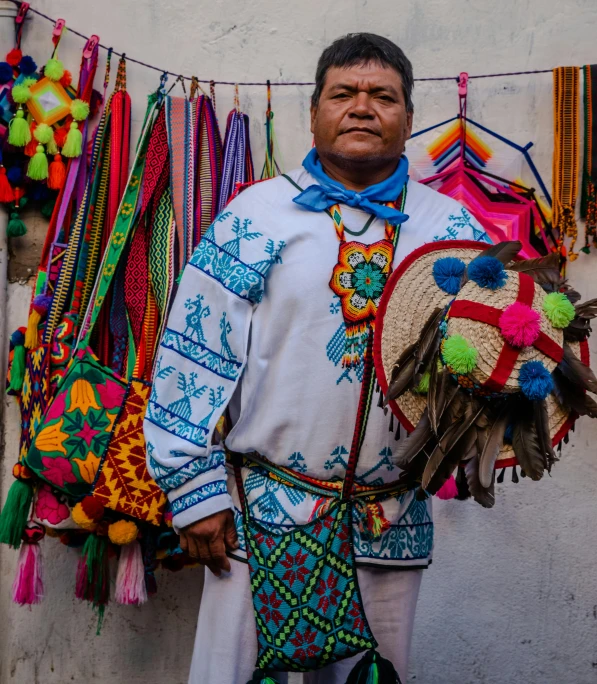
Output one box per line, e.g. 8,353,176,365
25,294,52,349
246,669,279,684
8,329,26,392
62,121,83,158
76,533,111,634
346,649,402,684
12,524,45,605
115,540,148,605
436,474,458,500
0,478,33,548
27,145,49,181
0,166,14,202
8,109,30,147
7,211,27,238
47,154,66,190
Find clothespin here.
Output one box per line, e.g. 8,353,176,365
16,3,30,26
458,72,469,98
190,76,199,101
83,35,100,59
178,75,187,97
457,72,469,157
52,18,66,47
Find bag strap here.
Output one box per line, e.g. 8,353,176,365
78,99,159,350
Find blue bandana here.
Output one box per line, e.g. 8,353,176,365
293,148,410,226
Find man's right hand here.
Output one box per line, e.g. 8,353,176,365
179,509,239,577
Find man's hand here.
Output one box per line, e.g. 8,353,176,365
179,509,239,577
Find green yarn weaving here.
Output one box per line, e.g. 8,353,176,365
0,479,33,548
543,292,575,328
442,334,478,374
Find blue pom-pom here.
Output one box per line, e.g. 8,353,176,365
6,166,23,184
519,360,554,400
19,56,37,76
468,256,507,290
0,62,13,84
29,183,50,201
11,329,25,346
433,257,465,295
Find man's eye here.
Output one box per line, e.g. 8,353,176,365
332,93,350,99
378,95,395,102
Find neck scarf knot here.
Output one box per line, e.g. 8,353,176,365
293,148,410,225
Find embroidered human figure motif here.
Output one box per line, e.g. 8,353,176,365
184,294,211,344
167,371,207,420
219,312,236,360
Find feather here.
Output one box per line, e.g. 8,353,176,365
464,456,495,508
564,318,592,342
507,253,562,288
552,369,597,417
558,344,597,394
394,410,433,468
414,307,444,375
561,283,582,303
422,403,485,493
470,240,522,266
574,298,597,319
426,357,442,433
534,399,556,470
455,465,471,500
478,404,510,488
512,403,545,481
385,356,416,403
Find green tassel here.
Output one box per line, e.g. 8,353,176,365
8,109,31,147
41,198,56,219
7,212,27,237
8,343,26,392
62,122,82,158
77,534,110,634
27,145,49,180
346,650,401,683
246,670,279,684
0,479,33,548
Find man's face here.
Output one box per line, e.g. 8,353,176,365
311,61,413,167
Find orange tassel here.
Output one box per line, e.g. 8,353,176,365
47,155,66,190
0,167,14,203
24,125,37,157
54,124,69,149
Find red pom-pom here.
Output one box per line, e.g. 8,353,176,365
499,302,541,348
436,475,459,500
59,70,72,88
0,167,14,203
54,124,68,148
80,496,105,522
6,48,22,67
23,523,45,544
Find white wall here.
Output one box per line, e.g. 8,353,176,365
1,1,597,682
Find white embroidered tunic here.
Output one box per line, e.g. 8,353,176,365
144,169,489,569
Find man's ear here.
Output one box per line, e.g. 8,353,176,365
405,110,414,142
310,103,317,135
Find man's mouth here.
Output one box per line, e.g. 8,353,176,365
341,127,380,136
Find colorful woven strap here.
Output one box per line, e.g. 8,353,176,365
194,95,223,238
582,65,597,251
218,110,254,212
553,66,580,260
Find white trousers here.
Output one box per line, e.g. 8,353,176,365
189,558,423,684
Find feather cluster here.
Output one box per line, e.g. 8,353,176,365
385,242,597,508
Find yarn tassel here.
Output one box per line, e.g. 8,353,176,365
246,670,280,684
8,338,26,392
62,121,82,158
24,129,37,157
25,294,52,349
346,649,402,683
8,109,30,147
436,474,458,500
27,145,49,181
12,540,44,605
76,533,110,633
0,167,14,202
115,540,148,605
47,155,66,190
7,211,26,238
0,479,33,548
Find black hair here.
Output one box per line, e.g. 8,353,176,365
311,33,414,112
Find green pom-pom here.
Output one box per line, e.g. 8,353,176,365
70,98,90,122
44,57,64,82
543,292,576,328
0,479,33,548
46,136,59,155
8,109,30,146
62,121,82,158
27,145,49,180
7,212,26,237
443,334,478,374
8,342,25,392
33,122,54,144
11,83,31,104
41,198,56,219
414,370,430,394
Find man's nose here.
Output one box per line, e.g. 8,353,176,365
348,92,375,117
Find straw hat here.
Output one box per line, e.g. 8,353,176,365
373,240,596,507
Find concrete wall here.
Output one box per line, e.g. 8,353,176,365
1,0,597,682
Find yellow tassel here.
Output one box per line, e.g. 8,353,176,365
24,309,42,350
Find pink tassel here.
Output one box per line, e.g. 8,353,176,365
436,475,458,500
115,541,147,605
12,541,44,605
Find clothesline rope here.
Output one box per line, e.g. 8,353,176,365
9,0,555,88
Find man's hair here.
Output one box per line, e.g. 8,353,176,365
311,33,414,112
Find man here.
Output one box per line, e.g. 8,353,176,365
145,33,489,683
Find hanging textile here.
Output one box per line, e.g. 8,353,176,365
552,66,581,260
261,80,282,180
193,94,222,239
217,97,254,211
581,64,597,252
